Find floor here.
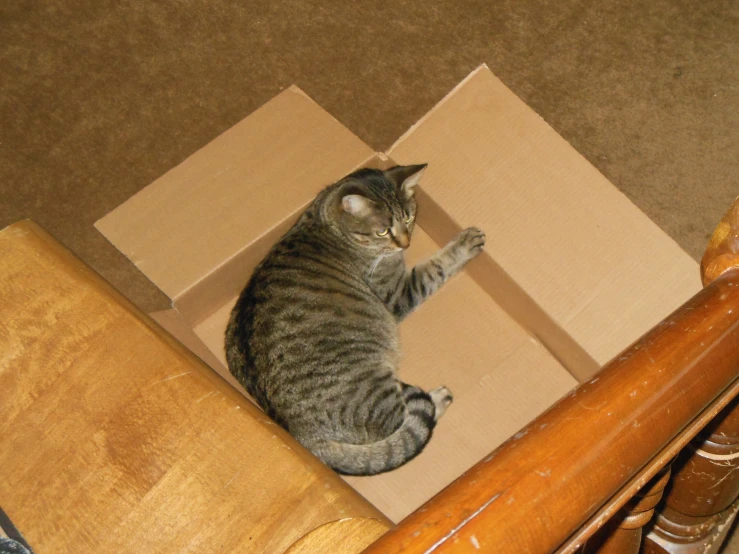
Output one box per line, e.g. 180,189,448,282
2,0,738,551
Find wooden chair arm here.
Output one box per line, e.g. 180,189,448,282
0,221,390,553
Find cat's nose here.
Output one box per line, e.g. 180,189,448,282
395,233,410,249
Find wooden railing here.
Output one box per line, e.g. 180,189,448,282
359,198,739,554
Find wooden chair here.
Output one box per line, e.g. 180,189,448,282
2,196,739,554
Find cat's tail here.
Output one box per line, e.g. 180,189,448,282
310,386,452,476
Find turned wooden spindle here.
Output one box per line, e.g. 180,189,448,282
644,398,739,553
664,399,739,517
641,197,739,554
582,466,671,554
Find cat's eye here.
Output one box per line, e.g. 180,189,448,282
376,229,390,237
405,214,414,224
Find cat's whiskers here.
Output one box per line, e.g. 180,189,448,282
369,251,393,278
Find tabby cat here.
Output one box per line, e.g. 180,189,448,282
225,164,485,475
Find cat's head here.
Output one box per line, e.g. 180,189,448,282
336,164,426,253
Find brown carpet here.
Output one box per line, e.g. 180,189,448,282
1,0,738,550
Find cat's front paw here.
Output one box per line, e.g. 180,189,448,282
454,227,486,261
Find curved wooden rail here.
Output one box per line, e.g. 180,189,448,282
363,268,739,553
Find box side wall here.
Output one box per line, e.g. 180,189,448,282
149,308,251,400
415,186,600,380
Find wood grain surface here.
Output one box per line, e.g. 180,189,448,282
0,220,390,553
284,518,388,554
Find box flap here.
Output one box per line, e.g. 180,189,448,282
96,86,375,300
149,308,249,397
388,65,701,366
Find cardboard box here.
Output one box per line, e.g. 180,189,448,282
96,65,700,523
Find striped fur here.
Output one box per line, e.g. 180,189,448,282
225,165,485,475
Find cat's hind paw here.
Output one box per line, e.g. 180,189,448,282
430,386,453,420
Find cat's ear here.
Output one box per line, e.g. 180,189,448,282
342,194,377,218
385,164,427,199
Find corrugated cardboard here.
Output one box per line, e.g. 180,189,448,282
389,68,699,369
96,85,375,302
96,64,700,522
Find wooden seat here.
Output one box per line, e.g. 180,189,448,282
0,221,390,553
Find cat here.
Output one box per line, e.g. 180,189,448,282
225,164,485,475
